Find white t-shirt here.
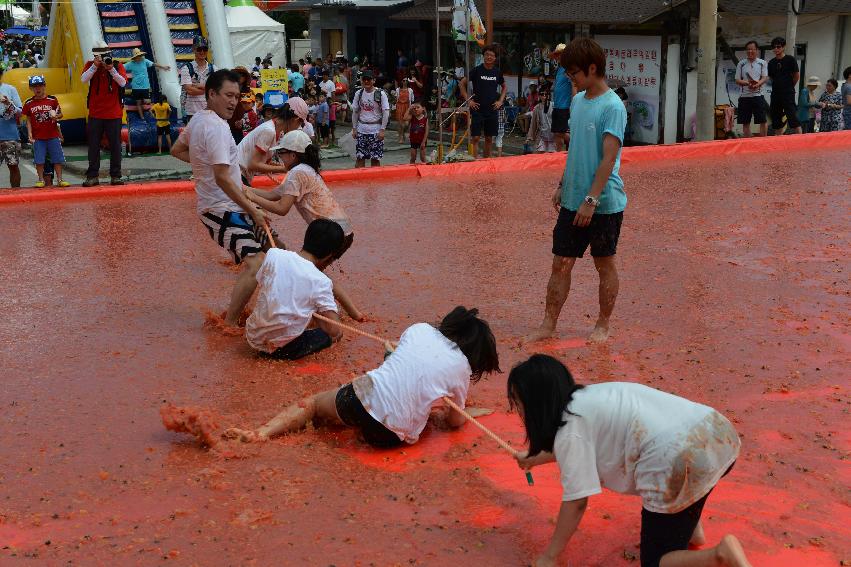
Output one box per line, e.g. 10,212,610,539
274,164,352,235
735,58,768,97
178,60,213,116
302,121,315,139
353,323,471,444
181,110,244,214
353,88,390,135
553,383,740,514
319,79,336,98
237,120,282,180
245,249,337,352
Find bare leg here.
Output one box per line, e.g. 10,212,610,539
8,164,21,188
370,159,381,167
410,148,416,164
483,136,492,158
356,159,365,168
137,102,144,119
741,124,751,138
589,255,619,342
226,388,343,441
225,252,264,325
35,164,44,183
54,164,64,183
690,521,706,546
526,255,576,342
471,136,480,158
660,534,752,567
758,123,767,137
419,146,426,163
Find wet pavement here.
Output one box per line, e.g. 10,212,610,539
0,147,849,565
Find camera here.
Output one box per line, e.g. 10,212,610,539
103,56,113,66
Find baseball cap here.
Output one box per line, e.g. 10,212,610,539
360,70,374,80
193,36,209,49
270,130,312,154
284,96,309,121
28,75,46,87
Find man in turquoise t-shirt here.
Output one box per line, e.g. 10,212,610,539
528,38,627,344
124,48,171,119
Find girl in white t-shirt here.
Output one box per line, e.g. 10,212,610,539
226,306,501,448
507,355,751,567
246,129,362,321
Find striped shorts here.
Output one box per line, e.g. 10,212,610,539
199,210,272,264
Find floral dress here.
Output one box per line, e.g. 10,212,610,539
818,91,843,132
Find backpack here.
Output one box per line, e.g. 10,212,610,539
353,88,386,121
180,61,214,110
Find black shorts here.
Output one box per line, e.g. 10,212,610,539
333,232,354,260
319,124,330,138
553,207,623,258
410,140,426,149
769,92,801,129
640,463,734,567
329,120,336,132
552,107,570,133
156,125,170,136
737,96,767,125
132,88,150,101
266,328,332,360
335,383,403,448
471,110,498,137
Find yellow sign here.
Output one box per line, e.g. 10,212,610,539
261,69,288,94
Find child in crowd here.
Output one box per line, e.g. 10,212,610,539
246,130,362,321
254,92,264,116
22,75,68,187
226,306,500,447
507,354,751,567
526,87,555,153
241,93,259,137
151,94,172,154
394,78,413,143
404,102,428,164
316,93,330,147
495,105,507,157
328,97,337,146
245,219,345,360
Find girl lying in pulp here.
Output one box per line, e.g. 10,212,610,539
508,355,752,567
227,306,501,447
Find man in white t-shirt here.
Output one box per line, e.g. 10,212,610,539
171,69,270,327
178,36,214,124
351,70,390,168
246,219,344,359
734,40,769,137
237,97,309,185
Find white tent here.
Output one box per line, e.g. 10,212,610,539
0,4,32,26
226,3,286,70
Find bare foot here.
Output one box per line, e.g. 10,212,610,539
223,427,267,443
465,407,495,418
689,520,706,546
715,535,752,567
588,321,610,343
524,326,555,343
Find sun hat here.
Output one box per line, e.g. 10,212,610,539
131,48,145,59
284,96,309,121
270,130,312,154
240,92,254,103
805,76,821,86
335,50,343,58
553,43,567,53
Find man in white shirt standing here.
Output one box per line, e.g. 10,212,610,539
734,40,769,137
178,36,214,125
351,70,389,168
171,69,270,327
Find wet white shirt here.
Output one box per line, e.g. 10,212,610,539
245,249,337,352
553,382,740,513
354,323,471,443
182,110,244,214
237,120,282,180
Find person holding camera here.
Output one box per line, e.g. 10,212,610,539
80,40,127,187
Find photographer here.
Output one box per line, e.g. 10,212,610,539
80,40,127,187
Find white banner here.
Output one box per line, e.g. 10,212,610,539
595,35,663,144
451,0,486,45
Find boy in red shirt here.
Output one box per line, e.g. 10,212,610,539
22,75,68,187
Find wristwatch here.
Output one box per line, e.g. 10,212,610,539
584,195,600,207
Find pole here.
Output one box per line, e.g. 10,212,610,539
436,0,443,163
465,0,473,155
695,0,717,142
785,0,798,58
32,0,41,27
485,0,493,41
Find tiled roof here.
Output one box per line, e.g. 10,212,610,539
391,0,851,23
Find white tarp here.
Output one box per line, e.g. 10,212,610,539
226,5,286,70
1,4,32,26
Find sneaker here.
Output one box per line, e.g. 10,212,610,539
34,181,45,188
82,178,99,187
110,177,125,185
58,180,71,187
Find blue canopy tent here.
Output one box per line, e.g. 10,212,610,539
4,26,48,37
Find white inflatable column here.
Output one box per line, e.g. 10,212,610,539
142,0,182,110
200,0,235,68
72,0,105,68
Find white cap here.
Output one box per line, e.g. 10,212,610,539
270,130,312,154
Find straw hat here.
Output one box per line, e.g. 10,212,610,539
806,76,821,87
131,48,146,59
553,43,567,53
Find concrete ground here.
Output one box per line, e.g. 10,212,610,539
0,121,529,189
